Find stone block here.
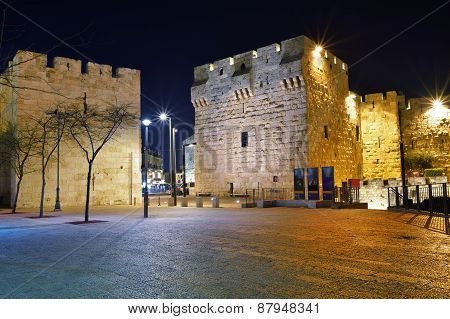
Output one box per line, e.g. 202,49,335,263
211,197,220,208
428,176,448,184
196,197,203,208
408,177,426,185
257,200,275,208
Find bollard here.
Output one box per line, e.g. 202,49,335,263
167,197,175,207
181,197,188,207
196,197,203,208
211,197,220,208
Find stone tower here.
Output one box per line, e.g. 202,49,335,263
0,51,142,208
360,92,403,180
191,35,362,194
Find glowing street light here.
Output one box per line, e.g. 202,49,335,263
142,119,151,127
159,113,168,121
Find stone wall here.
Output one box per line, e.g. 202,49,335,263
359,178,402,210
192,36,361,194
302,40,362,186
193,37,306,193
0,51,142,208
401,97,449,176
0,78,16,206
360,92,403,179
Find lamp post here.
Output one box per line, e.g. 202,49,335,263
54,109,61,212
142,119,151,218
45,108,62,212
172,127,177,206
182,143,187,198
159,113,177,206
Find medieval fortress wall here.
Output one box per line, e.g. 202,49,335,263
192,37,308,193
192,35,449,195
302,41,362,186
192,36,362,193
401,97,449,176
0,51,142,208
360,92,403,180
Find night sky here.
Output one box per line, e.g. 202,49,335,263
1,0,449,169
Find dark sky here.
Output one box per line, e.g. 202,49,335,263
1,0,449,169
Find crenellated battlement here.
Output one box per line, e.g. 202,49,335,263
193,35,347,86
11,50,140,80
362,91,404,103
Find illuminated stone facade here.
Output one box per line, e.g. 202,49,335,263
360,92,404,179
192,36,362,194
0,51,142,208
401,97,449,176
191,35,449,196
359,93,449,180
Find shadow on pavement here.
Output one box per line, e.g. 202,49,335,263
66,220,109,225
395,212,450,235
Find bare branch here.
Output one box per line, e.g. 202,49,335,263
64,101,137,221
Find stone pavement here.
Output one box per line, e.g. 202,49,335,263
0,206,449,298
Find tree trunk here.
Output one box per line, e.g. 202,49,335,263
12,176,22,214
84,162,93,222
39,169,46,218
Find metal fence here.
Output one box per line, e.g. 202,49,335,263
333,186,360,204
244,189,259,205
261,188,293,201
388,183,448,215
243,186,362,204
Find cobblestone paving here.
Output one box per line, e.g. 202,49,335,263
0,206,449,298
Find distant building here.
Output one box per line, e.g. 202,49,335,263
182,135,195,190
146,150,164,184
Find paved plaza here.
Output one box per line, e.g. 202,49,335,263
0,205,449,298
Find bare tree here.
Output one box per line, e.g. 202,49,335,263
34,108,66,217
66,102,136,222
0,120,40,213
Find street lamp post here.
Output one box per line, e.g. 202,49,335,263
54,110,61,212
172,127,177,206
45,108,62,212
142,119,151,218
182,143,186,198
159,113,177,206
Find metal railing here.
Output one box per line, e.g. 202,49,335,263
261,188,293,201
388,183,448,215
333,186,360,204
244,189,259,205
